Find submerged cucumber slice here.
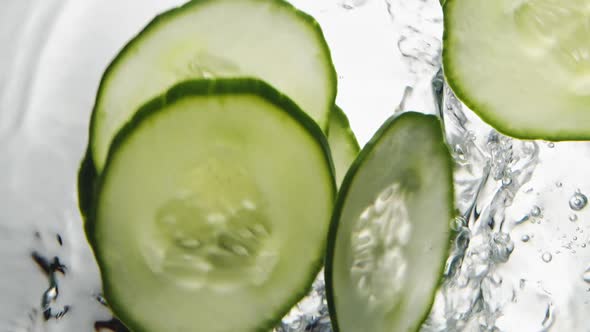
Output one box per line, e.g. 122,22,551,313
444,0,590,140
90,0,336,172
327,106,360,188
326,112,453,332
85,79,336,332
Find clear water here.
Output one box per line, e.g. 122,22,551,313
2,0,590,331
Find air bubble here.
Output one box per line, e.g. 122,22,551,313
451,216,467,231
569,192,588,211
583,267,590,283
541,252,552,263
570,214,578,222
531,205,542,217
521,234,530,242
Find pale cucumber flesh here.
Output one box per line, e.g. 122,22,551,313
90,0,336,172
86,79,335,332
444,0,590,140
326,112,453,332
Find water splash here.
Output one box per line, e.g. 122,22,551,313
423,67,542,331
274,272,331,332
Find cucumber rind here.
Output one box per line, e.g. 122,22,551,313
87,0,337,173
83,78,337,332
442,0,590,141
325,111,454,332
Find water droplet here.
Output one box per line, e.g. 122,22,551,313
515,214,530,225
547,142,555,148
502,177,512,186
556,181,563,188
569,192,588,211
570,214,578,222
521,234,530,242
541,252,553,263
573,236,578,241
531,205,542,217
541,303,555,329
582,243,587,248
450,216,467,231
583,267,590,283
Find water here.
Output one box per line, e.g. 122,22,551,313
2,0,590,331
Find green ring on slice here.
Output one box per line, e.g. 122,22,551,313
84,78,336,332
326,112,454,332
443,0,590,140
89,0,337,173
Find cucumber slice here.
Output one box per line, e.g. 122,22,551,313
326,112,453,332
443,0,590,140
327,106,360,188
85,79,336,332
90,0,336,172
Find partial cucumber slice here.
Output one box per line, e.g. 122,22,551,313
85,79,336,332
327,106,360,188
77,150,96,219
326,112,453,332
444,0,590,140
90,0,336,172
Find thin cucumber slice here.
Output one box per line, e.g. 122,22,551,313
443,0,590,140
90,0,336,172
327,106,360,188
326,112,453,332
85,79,336,332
